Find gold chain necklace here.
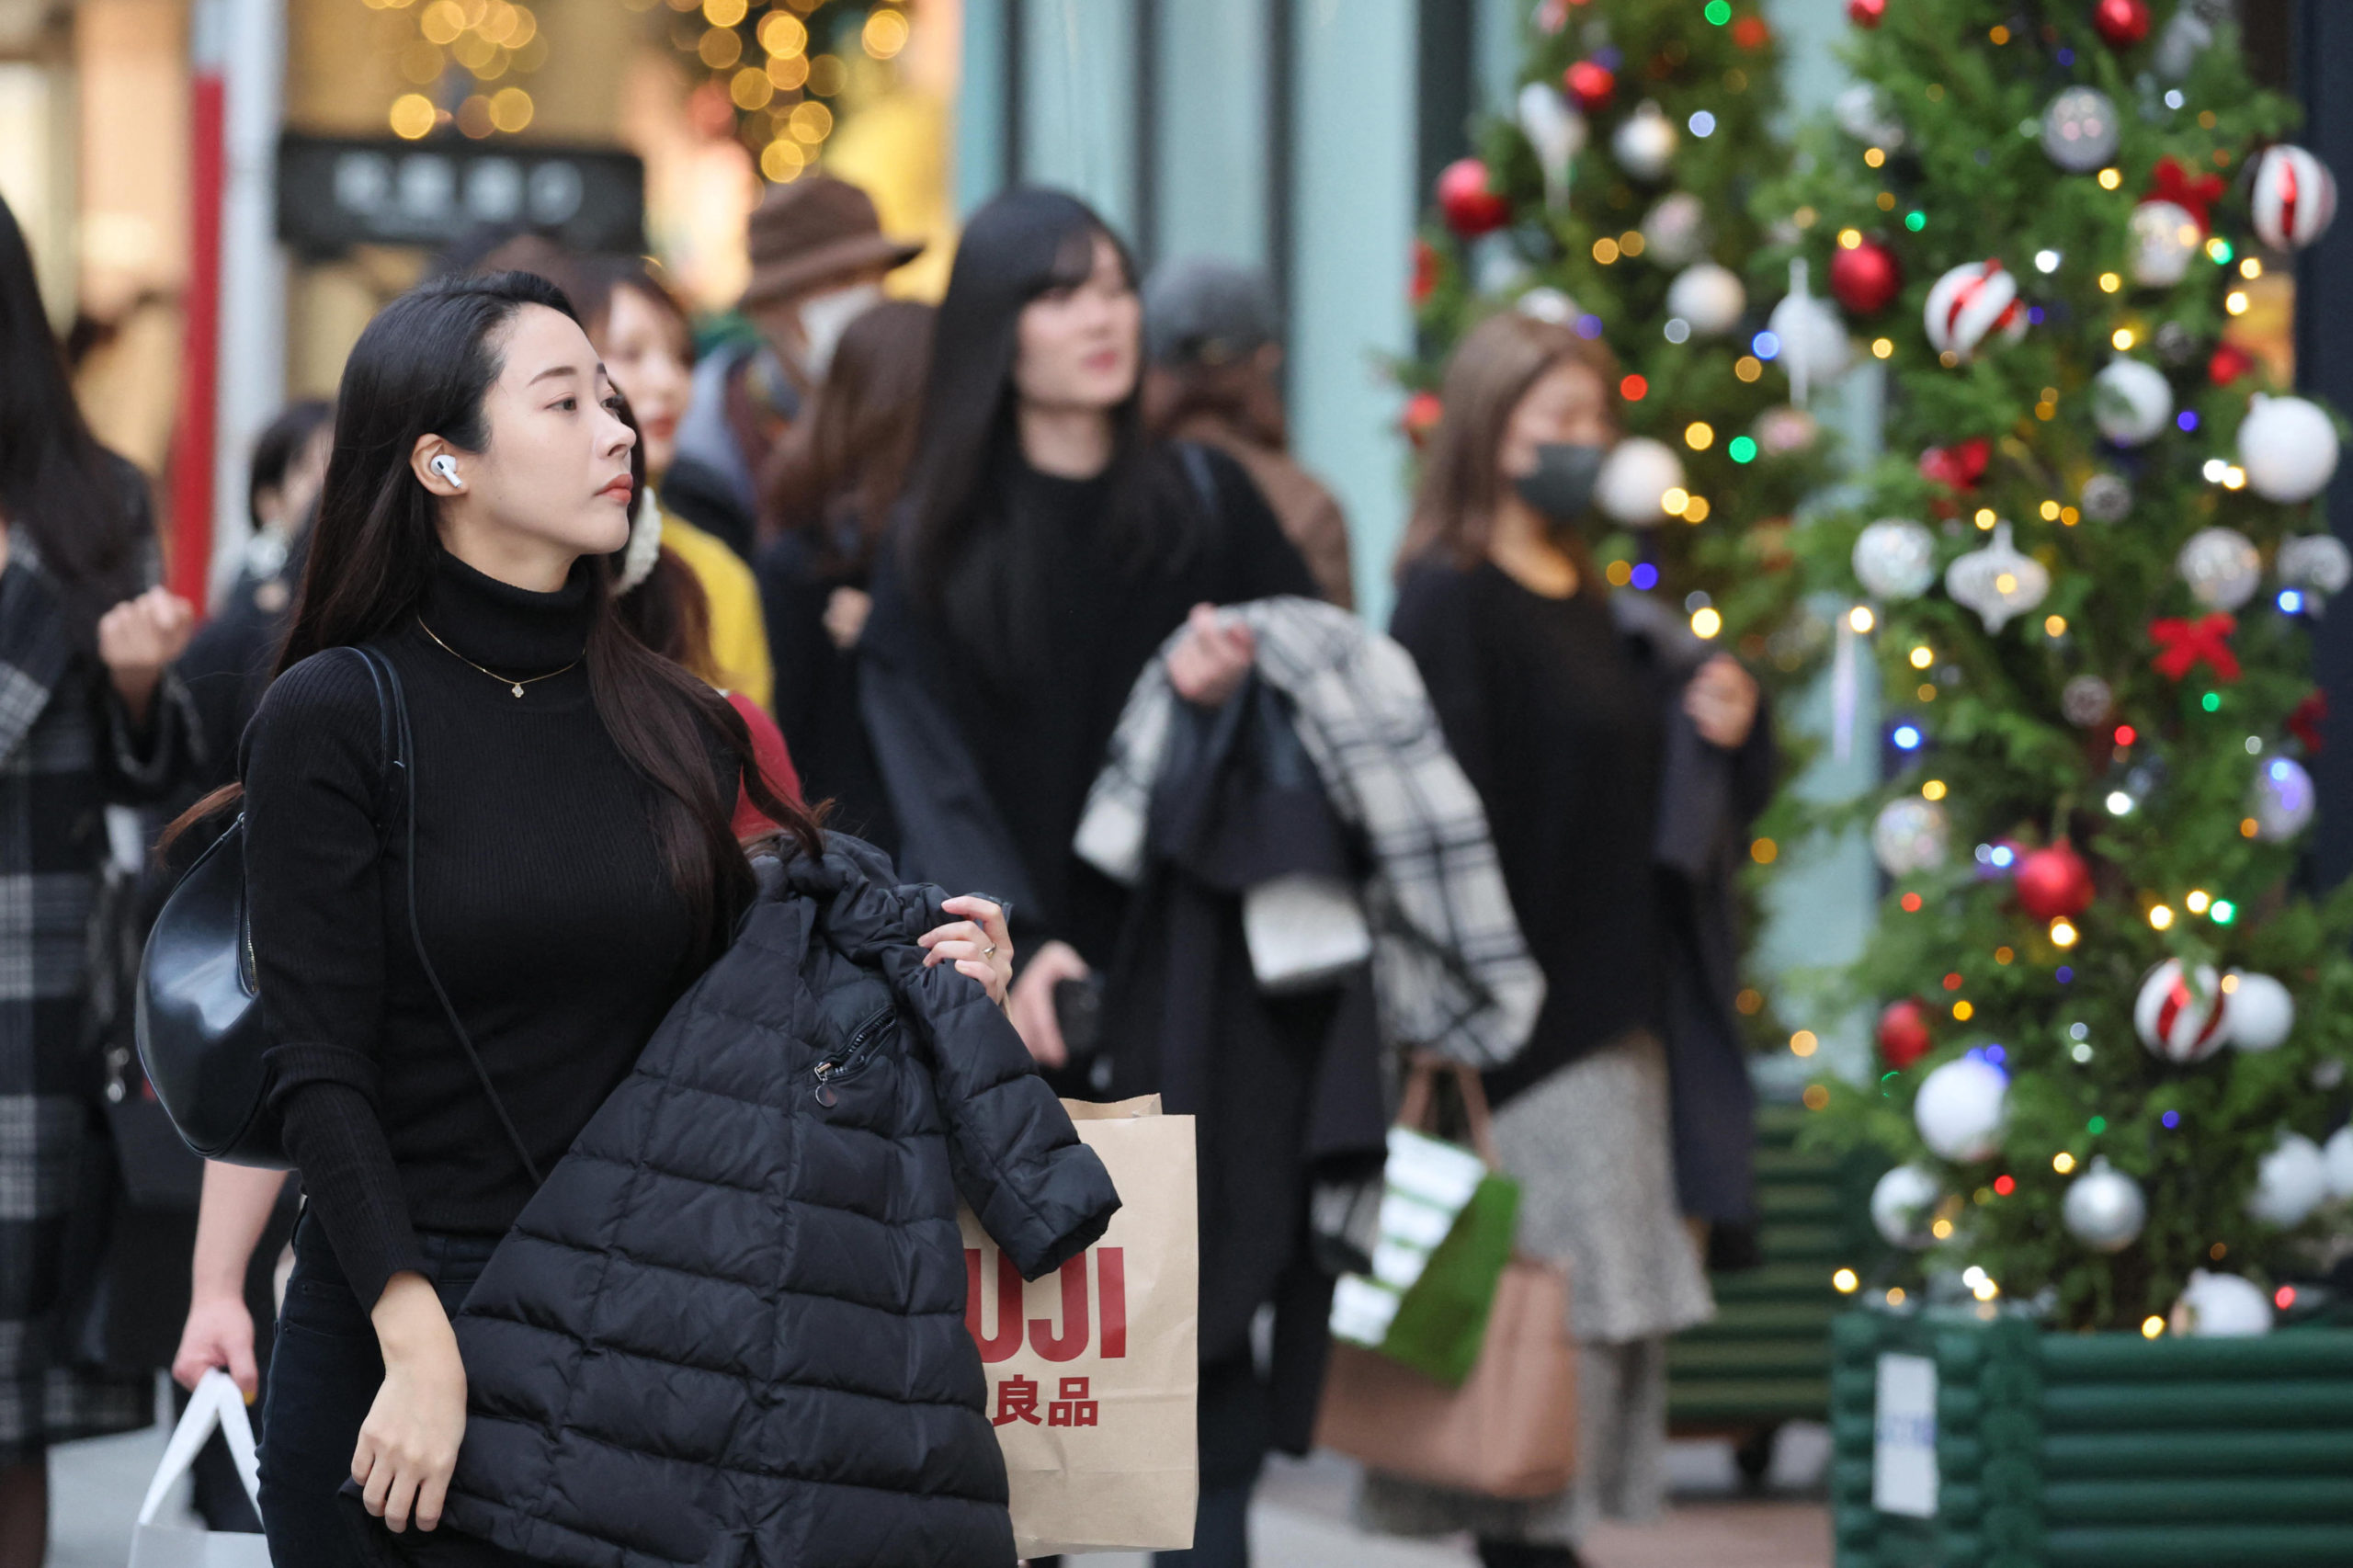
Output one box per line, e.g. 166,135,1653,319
417,620,581,699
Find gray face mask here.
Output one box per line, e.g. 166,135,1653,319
1512,442,1608,529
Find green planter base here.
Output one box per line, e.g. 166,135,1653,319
1832,1308,2353,1568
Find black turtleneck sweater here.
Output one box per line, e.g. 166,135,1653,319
243,552,703,1305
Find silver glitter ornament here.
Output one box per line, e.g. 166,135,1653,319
2279,533,2353,598
2041,86,2120,174
1872,797,1949,877
1851,518,1938,600
2063,676,2114,727
1641,192,1709,267
2080,473,2133,522
1944,523,2051,632
2251,756,2316,842
2154,321,2200,366
2063,1158,2147,1253
2177,527,2262,611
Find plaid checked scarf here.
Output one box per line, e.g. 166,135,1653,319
1075,596,1543,1069
0,533,188,1462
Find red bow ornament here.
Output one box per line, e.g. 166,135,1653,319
2149,612,2242,682
1919,437,1992,491
2289,688,2327,753
2149,156,2227,232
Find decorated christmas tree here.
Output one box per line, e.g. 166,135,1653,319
1768,0,2353,1331
1410,0,1835,677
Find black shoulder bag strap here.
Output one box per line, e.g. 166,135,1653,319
348,644,545,1187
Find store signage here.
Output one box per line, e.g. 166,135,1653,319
1871,1352,1939,1518
277,134,643,256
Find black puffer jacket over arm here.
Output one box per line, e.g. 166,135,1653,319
438,836,1120,1567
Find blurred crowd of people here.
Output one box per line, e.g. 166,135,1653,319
0,161,1768,1568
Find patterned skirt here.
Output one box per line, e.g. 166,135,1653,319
1357,1030,1713,1546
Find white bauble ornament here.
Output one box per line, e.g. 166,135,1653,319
1913,1057,2008,1164
1768,283,1852,397
2177,527,2262,611
2061,1157,2147,1253
1871,797,1949,877
1594,437,1686,527
1516,286,1578,325
2237,394,2341,504
2171,1270,2273,1337
1852,518,1938,600
2279,534,2353,598
2040,85,2120,174
2323,1125,2353,1201
1474,243,1532,298
1611,100,1677,183
2249,144,2339,252
1640,192,1708,267
1870,1165,1942,1249
1834,82,1904,149
2247,1131,2329,1227
2224,971,2295,1052
2062,675,2114,727
2251,756,2316,842
1665,263,1745,337
1943,522,2050,633
2080,472,2134,523
2092,358,2173,447
2129,199,2202,288
2154,8,2213,80
1516,81,1586,209
1924,260,2027,360
2135,959,2231,1063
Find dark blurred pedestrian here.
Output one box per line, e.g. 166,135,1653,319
0,191,198,1568
669,176,922,556
755,298,934,847
1364,310,1772,1568
1142,256,1354,609
856,187,1322,1568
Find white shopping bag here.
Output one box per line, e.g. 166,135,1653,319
128,1369,272,1567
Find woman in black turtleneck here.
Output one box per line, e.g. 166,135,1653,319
209,273,1008,1566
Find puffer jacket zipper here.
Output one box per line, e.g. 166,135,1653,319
813,1004,894,1088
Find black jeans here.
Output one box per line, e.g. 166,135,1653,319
257,1210,501,1568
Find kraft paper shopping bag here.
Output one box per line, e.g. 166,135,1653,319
961,1095,1199,1559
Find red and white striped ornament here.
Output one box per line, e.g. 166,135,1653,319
1924,259,2027,360
2249,144,2338,252
2134,959,2232,1063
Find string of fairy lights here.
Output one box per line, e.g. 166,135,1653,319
373,0,910,177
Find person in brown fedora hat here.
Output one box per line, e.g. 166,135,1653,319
667,176,922,560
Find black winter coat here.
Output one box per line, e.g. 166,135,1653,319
436,836,1120,1567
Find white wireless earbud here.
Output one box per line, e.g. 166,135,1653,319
430,455,462,487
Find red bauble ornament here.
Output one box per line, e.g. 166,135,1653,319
2014,842,2095,922
1828,238,1904,316
1847,0,1887,28
1436,158,1510,238
2092,0,2151,47
1402,391,1444,447
1733,15,1770,49
1563,60,1616,114
2209,342,2256,386
1411,238,1438,307
1877,999,1933,1071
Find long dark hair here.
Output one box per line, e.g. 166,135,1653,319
183,272,816,956
247,399,335,528
762,298,934,568
900,187,1203,685
0,191,143,640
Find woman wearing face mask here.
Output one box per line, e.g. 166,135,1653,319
184,271,1008,1564
1365,311,1773,1568
860,187,1315,1079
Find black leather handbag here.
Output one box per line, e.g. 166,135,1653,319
135,644,540,1180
